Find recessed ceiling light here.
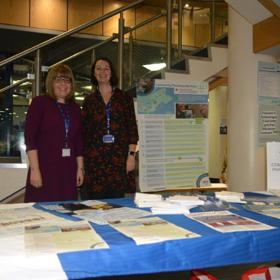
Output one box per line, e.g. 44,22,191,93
143,63,166,71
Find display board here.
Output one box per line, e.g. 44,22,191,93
266,142,280,191
137,79,210,192
258,61,280,146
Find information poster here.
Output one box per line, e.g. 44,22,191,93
258,62,280,146
266,142,280,191
137,79,210,192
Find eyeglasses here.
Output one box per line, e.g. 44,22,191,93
53,76,72,84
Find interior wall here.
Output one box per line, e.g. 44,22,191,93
68,0,103,35
0,0,214,47
135,5,165,43
0,0,29,27
30,0,68,31
208,85,228,180
227,6,276,192
0,165,27,201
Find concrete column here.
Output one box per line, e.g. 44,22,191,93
227,7,276,191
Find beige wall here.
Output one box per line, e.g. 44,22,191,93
208,86,228,179
0,165,27,202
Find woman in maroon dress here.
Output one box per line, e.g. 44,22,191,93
24,64,84,202
82,58,138,199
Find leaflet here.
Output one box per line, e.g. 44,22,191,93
110,216,200,245
0,205,64,230
244,201,280,220
186,211,274,233
24,220,108,255
74,206,151,225
42,200,151,225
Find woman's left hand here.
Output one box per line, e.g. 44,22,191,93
126,155,136,174
76,168,84,187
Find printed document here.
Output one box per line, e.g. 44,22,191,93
110,216,200,245
186,211,274,233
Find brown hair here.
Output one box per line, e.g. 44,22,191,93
91,57,118,87
46,64,75,102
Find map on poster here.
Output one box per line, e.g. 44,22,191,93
137,85,174,115
137,79,210,192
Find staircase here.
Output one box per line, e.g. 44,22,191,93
162,35,228,90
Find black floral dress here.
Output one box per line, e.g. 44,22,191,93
82,88,139,199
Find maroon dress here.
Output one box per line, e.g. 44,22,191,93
82,88,139,199
24,96,83,202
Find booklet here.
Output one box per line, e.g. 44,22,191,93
109,216,200,245
24,220,109,255
186,211,274,233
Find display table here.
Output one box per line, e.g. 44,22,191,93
1,195,280,280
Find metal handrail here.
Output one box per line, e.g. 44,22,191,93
50,37,117,68
0,0,144,69
50,12,166,68
0,77,31,94
0,10,166,95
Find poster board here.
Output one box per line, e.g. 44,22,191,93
258,62,280,146
136,79,210,192
266,142,280,191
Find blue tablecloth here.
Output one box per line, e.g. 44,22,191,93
36,196,280,279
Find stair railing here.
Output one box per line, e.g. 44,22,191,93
49,12,166,84
0,0,144,95
0,0,227,95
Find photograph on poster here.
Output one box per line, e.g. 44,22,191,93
176,103,208,119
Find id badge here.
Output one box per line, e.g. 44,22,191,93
103,134,115,144
62,148,71,157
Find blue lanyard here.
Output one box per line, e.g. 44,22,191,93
105,100,112,134
56,102,71,144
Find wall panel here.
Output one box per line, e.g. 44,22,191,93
68,0,102,35
135,5,165,43
0,0,29,27
30,0,67,31
103,0,135,38
194,24,210,47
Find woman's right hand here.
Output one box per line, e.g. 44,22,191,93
30,168,43,188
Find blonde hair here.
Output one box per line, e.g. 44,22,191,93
46,64,75,102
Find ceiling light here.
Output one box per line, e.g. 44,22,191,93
143,63,166,71
184,3,189,8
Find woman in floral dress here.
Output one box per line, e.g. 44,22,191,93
82,58,138,199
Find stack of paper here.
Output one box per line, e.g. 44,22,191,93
134,192,162,208
215,191,245,203
166,195,205,206
151,201,192,214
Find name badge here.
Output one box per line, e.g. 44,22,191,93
103,134,115,144
62,148,71,157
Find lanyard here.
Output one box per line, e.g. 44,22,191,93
56,102,71,145
105,100,112,134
